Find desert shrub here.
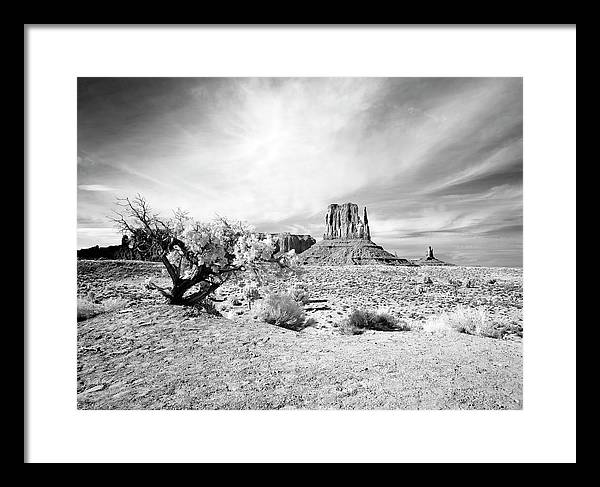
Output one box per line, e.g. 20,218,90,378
336,319,365,335
201,299,221,316
446,306,486,334
77,296,128,322
241,283,261,309
487,279,497,285
423,276,433,284
422,314,453,333
394,320,414,331
246,285,261,301
256,293,306,330
344,309,370,329
77,298,104,322
449,278,462,287
288,283,310,304
338,309,405,333
465,279,476,288
364,311,400,331
476,320,508,339
509,321,523,337
422,306,508,339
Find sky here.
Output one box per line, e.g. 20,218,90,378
78,77,523,267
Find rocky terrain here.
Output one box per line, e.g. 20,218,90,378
301,239,411,265
219,264,523,335
77,260,523,410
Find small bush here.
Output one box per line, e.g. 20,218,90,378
394,320,414,331
422,306,508,339
201,299,222,316
256,293,306,331
338,309,405,333
423,315,453,333
446,306,486,334
244,283,261,302
288,283,310,304
336,320,365,335
77,296,128,322
476,320,508,339
77,298,103,322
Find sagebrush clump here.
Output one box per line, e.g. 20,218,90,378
337,319,365,335
422,306,510,339
256,293,306,330
336,309,410,334
288,283,310,304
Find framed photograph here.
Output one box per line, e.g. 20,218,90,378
25,25,576,463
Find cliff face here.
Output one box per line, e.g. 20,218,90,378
275,233,316,254
324,203,370,240
259,232,316,255
77,236,162,262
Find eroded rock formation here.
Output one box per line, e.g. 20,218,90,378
302,202,413,266
275,233,316,254
259,232,316,255
77,235,163,262
427,246,435,259
410,246,453,266
324,203,371,240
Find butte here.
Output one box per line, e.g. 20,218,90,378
300,203,414,265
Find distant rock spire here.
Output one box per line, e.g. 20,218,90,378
427,246,434,259
363,206,371,240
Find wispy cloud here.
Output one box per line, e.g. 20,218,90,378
78,77,522,266
78,184,115,192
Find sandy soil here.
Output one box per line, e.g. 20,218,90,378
77,260,523,409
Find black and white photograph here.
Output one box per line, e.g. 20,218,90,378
25,25,576,463
77,77,524,410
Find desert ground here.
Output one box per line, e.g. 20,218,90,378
77,260,523,410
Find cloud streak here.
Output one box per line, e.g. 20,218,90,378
78,77,522,266
78,184,115,192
